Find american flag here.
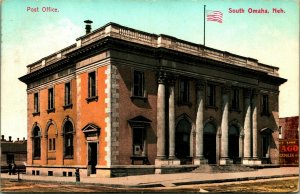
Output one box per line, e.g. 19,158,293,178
207,11,223,23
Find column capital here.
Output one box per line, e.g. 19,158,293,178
157,71,167,84
252,88,260,97
244,88,252,98
168,75,176,86
222,83,231,95
196,80,205,91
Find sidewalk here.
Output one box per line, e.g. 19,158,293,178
1,167,298,188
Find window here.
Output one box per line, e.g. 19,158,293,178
64,121,74,158
33,126,41,158
48,88,54,111
48,138,56,151
65,82,71,106
132,127,146,156
207,84,216,107
231,88,240,111
133,71,144,97
88,71,96,97
261,94,269,115
179,80,189,104
279,126,283,139
86,71,98,103
49,139,52,150
53,138,56,150
33,93,39,113
128,116,151,157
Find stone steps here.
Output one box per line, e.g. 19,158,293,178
192,164,257,173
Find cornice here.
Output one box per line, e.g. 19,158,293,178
19,36,287,87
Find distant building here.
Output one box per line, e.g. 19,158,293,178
1,135,27,172
279,116,299,139
19,22,286,177
279,116,299,166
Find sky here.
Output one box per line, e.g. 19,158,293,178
1,0,299,140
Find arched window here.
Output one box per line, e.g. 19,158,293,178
64,121,74,157
175,118,192,158
33,126,41,158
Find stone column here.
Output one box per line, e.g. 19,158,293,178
156,71,167,160
220,84,232,165
194,80,207,165
239,135,244,158
251,89,261,164
243,89,252,164
168,78,176,159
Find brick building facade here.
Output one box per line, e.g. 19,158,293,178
19,22,286,177
279,116,299,139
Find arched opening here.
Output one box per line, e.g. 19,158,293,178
203,122,217,164
47,123,57,161
32,126,41,159
228,125,240,161
175,118,191,159
63,121,74,158
260,127,274,164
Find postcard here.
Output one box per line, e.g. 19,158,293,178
1,0,299,192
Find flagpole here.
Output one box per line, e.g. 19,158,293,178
204,5,206,47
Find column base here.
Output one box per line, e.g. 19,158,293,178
219,158,233,165
155,158,181,166
168,158,181,165
193,157,208,165
242,158,262,165
155,158,168,166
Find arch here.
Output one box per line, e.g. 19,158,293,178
31,122,42,137
62,116,75,158
203,117,218,164
175,114,193,159
175,113,193,129
229,119,244,136
45,119,58,136
61,116,75,134
228,119,244,162
31,123,41,158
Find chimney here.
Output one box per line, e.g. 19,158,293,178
17,138,19,142
23,137,25,141
1,135,4,141
9,136,12,142
84,20,93,34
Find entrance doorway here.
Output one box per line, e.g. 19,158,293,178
228,125,239,162
88,142,97,174
203,123,216,164
175,118,191,159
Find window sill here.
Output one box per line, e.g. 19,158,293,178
32,112,40,116
205,105,218,111
86,96,98,103
48,150,56,153
64,156,74,159
63,104,73,110
130,96,147,102
47,108,55,113
33,157,41,160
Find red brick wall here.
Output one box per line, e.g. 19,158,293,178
279,116,299,139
